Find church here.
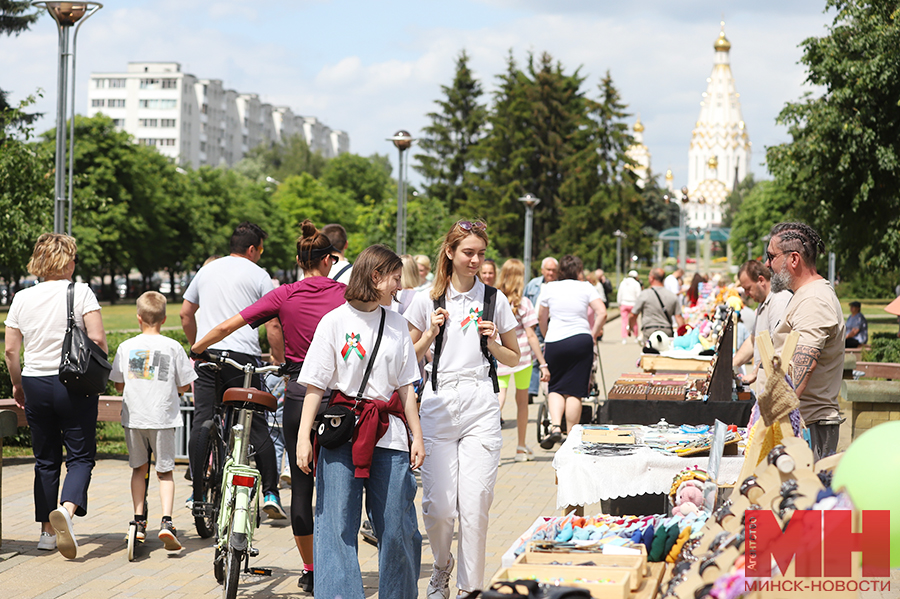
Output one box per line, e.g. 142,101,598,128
627,22,752,229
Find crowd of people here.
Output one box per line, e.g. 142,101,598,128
2,218,856,596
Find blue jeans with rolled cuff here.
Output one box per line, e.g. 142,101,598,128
314,442,421,599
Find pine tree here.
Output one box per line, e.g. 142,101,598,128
414,50,487,215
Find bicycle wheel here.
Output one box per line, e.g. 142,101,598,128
536,402,549,445
191,420,222,539
223,546,244,599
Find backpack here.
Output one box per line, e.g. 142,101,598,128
431,285,500,393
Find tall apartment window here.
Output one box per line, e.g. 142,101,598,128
138,138,153,146
161,79,177,89
162,139,176,146
201,104,208,114
140,78,160,89
109,79,126,88
161,119,176,128
139,99,176,109
108,99,126,108
112,119,124,127
200,141,207,152
139,119,158,127
91,99,105,107
94,78,106,89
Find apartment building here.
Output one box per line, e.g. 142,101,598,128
87,62,350,168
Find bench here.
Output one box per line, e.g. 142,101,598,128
0,396,123,427
854,361,900,381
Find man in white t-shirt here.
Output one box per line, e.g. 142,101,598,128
180,222,286,518
322,223,353,284
664,269,684,297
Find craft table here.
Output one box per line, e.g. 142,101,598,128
598,399,754,427
552,426,744,510
639,354,712,373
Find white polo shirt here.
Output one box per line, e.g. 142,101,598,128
405,280,517,375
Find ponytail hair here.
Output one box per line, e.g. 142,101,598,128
430,221,489,301
296,219,336,272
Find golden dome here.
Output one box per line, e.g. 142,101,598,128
633,117,644,133
665,169,673,181
707,155,719,169
714,22,731,52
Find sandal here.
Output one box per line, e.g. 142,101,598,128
540,425,563,450
515,446,535,462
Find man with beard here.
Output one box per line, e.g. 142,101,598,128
732,260,792,393
765,222,845,461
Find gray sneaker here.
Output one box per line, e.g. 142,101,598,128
37,532,57,551
426,553,455,599
49,507,78,559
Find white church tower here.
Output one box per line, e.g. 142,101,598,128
686,23,751,228
626,116,651,188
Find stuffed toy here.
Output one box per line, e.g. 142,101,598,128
672,480,705,515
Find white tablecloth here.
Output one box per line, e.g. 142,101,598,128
552,425,744,509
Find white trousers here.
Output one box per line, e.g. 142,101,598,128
420,366,502,592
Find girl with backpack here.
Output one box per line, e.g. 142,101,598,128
405,221,520,598
295,244,425,599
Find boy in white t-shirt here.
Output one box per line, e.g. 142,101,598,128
110,292,197,551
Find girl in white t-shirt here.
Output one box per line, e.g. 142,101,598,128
295,245,425,599
495,259,550,462
405,221,520,598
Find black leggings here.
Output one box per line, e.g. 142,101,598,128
283,378,323,537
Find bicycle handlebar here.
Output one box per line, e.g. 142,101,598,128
190,350,286,376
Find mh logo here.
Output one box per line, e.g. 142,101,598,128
745,510,890,578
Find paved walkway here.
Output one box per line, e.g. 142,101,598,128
0,318,643,598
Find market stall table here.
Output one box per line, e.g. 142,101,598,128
552,425,744,511
598,398,753,426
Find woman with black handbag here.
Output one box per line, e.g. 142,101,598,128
3,233,108,559
295,244,425,599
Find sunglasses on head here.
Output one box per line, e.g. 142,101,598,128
456,220,487,232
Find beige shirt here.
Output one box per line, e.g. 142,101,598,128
752,290,793,394
773,279,845,423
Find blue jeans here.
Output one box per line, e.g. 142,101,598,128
315,443,421,599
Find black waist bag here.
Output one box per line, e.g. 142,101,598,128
59,282,112,396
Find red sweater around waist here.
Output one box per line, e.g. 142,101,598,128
329,390,407,478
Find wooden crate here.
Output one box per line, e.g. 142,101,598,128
514,552,644,591
494,564,631,599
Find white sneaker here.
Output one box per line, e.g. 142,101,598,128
621,339,627,344
426,553,455,599
37,532,57,551
280,469,291,486
49,507,78,559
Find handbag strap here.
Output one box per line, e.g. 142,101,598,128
353,307,386,400
66,282,76,333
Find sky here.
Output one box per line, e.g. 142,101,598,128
1,0,835,187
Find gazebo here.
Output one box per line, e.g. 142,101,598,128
657,227,732,271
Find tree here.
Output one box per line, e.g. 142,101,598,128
272,172,358,256
320,152,392,205
728,180,797,260
721,173,757,227
241,134,328,182
414,50,487,214
766,0,900,273
0,95,52,284
1,1,41,124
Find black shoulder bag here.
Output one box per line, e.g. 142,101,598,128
331,262,352,281
317,307,385,449
431,285,499,393
59,282,112,396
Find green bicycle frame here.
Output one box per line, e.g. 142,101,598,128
216,408,261,555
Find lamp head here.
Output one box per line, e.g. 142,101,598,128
389,130,413,152
44,2,88,26
517,193,541,209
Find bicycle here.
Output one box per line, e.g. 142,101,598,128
536,339,607,446
191,351,282,599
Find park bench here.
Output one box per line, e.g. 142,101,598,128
842,361,900,440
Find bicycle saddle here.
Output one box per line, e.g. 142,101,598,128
223,387,277,412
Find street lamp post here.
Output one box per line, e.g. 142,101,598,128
746,240,753,262
35,2,102,235
386,130,414,254
517,193,541,279
613,229,627,286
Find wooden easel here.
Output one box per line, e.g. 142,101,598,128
736,329,800,485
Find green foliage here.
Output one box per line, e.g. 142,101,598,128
766,0,900,275
0,95,52,283
241,134,328,182
415,50,487,215
0,1,39,37
862,333,900,364
728,180,797,259
721,174,757,228
835,272,900,299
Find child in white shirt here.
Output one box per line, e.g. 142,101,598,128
110,292,196,550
